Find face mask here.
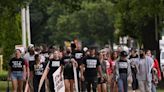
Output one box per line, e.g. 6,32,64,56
140,54,144,58
66,50,71,54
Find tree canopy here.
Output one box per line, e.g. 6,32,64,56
0,0,164,69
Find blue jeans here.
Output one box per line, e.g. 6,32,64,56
117,73,128,92
151,83,156,92
11,71,23,80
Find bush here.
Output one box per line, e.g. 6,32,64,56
0,71,8,81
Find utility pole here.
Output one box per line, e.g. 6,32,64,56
26,4,31,46
21,3,31,48
21,8,26,48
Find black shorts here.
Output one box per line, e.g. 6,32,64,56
63,70,74,80
98,77,106,84
64,75,74,80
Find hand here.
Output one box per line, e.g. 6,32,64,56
159,76,162,81
23,75,26,81
71,58,76,63
59,72,63,81
7,76,11,81
71,58,77,66
100,77,104,83
81,75,85,81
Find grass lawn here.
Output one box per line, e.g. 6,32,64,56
158,89,164,92
0,81,12,92
0,81,164,92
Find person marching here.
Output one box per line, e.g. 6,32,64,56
129,49,139,92
32,54,46,92
109,51,119,92
80,47,103,92
115,51,131,92
146,50,161,92
72,43,85,92
8,49,26,92
47,50,63,92
24,45,36,92
136,49,154,92
97,52,108,92
61,46,78,92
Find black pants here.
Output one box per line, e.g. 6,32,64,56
85,77,98,92
33,76,45,92
131,68,138,90
49,76,55,92
132,72,138,90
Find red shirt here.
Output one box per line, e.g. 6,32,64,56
153,58,161,79
107,59,116,75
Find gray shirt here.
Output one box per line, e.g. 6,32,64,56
136,56,154,82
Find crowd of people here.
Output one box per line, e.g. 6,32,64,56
8,42,162,92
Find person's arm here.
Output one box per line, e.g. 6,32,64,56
23,65,26,80
97,65,103,80
80,64,85,81
115,60,119,82
24,59,30,80
71,58,78,68
127,60,132,83
127,60,132,77
97,59,103,81
60,59,64,77
60,65,63,76
43,62,50,79
135,58,140,74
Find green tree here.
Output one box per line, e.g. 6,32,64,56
55,1,115,46
0,0,29,69
114,0,164,45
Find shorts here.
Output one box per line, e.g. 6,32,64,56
11,71,23,80
98,77,107,84
64,75,74,80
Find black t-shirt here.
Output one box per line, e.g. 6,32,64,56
48,59,61,77
129,55,138,59
83,56,100,78
32,63,46,78
72,50,84,66
118,60,128,74
41,51,49,61
61,55,74,76
27,55,35,71
9,57,25,71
